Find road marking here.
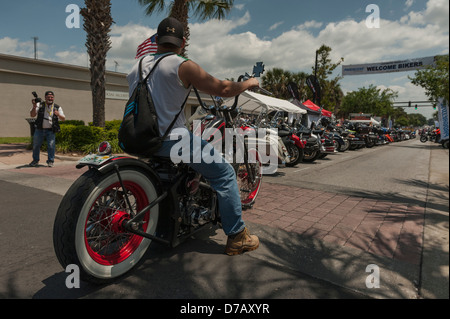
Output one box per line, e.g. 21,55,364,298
294,167,310,173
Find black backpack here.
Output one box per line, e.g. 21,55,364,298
118,54,188,157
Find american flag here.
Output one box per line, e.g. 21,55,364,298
135,34,158,59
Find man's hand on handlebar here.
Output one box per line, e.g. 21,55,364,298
246,78,272,96
246,77,260,91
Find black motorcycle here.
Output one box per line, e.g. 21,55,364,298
53,72,265,284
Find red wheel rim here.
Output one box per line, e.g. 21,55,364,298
84,181,150,266
238,152,262,205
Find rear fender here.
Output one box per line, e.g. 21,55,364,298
78,156,161,186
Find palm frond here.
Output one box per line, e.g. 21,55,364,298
192,0,234,21
138,0,167,15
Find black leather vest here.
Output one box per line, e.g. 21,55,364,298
35,103,60,132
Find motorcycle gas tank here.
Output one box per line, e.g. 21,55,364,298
278,129,291,138
201,116,226,144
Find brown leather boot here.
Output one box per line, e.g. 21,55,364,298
225,227,260,256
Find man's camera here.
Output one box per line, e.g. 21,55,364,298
32,92,42,104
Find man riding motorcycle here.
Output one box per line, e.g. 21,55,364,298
127,17,261,255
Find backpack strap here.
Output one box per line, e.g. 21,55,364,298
138,53,176,83
161,92,190,140
138,53,189,139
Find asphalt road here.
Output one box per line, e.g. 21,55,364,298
266,138,431,205
0,178,366,300
0,138,448,305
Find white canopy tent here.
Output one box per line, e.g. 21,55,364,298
348,118,381,126
225,91,307,116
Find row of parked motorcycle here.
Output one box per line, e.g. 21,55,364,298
239,111,419,171
419,128,449,149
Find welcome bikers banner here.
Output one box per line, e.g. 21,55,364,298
342,56,437,76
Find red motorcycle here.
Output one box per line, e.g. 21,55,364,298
281,127,306,167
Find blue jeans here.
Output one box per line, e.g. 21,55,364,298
154,130,246,236
32,129,56,163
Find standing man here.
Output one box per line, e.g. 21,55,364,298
29,91,65,167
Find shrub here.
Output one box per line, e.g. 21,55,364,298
104,120,122,131
55,120,123,154
60,120,85,126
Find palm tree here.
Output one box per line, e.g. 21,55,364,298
138,0,234,57
323,78,344,115
80,0,114,128
262,68,310,101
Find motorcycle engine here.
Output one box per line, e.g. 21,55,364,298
185,203,212,227
180,173,215,228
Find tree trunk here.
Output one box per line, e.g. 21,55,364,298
80,0,113,127
170,0,190,58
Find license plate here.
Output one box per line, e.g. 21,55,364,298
78,154,113,166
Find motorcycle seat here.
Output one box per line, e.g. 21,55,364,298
297,128,311,134
140,156,173,165
278,130,290,138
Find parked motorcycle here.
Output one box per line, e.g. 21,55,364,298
350,122,378,148
53,70,267,284
256,111,292,168
295,123,321,163
344,123,366,150
270,113,305,167
318,118,341,155
420,129,441,143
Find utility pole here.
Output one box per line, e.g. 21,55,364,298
32,37,39,59
313,49,319,104
114,61,119,73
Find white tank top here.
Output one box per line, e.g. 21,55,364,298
127,53,191,137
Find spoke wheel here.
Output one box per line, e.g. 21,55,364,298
53,168,159,284
235,149,262,208
84,181,149,266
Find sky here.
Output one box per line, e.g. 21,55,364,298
1,0,448,120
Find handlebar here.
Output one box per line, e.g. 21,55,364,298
194,73,272,113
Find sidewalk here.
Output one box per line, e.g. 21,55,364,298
0,143,448,298
0,143,80,169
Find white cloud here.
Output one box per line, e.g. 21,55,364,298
1,0,447,117
405,0,414,9
54,50,88,67
269,21,284,31
401,0,449,32
0,37,36,59
297,20,323,30
317,18,447,65
3,1,447,78
185,5,447,79
107,23,157,72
